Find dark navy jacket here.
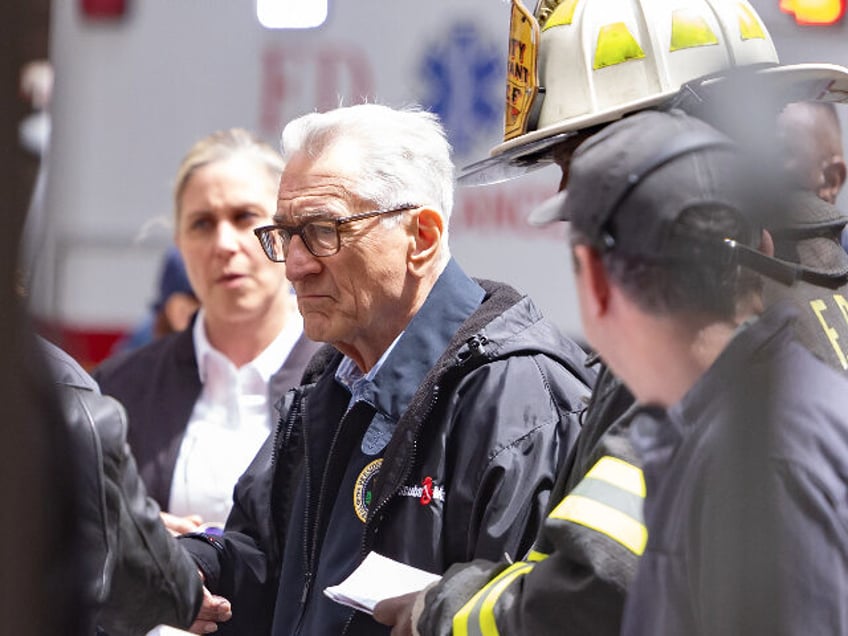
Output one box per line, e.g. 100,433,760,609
183,260,595,635
622,304,848,635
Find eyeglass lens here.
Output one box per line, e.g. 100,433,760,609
258,220,341,261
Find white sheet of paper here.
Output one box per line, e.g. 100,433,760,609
146,626,193,635
323,551,441,615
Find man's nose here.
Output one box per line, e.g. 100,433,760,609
284,234,321,282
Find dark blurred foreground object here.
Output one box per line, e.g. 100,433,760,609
0,0,81,634
3,326,86,635
41,337,204,635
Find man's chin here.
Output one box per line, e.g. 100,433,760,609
302,319,331,344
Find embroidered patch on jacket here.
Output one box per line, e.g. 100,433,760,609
353,459,383,523
398,476,446,505
361,412,395,455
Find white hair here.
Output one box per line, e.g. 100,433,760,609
280,104,455,250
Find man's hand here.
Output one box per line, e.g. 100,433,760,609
161,511,203,535
373,591,420,636
187,570,232,634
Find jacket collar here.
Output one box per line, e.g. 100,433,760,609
632,302,799,460
342,258,484,422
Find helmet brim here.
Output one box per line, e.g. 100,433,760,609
459,63,848,187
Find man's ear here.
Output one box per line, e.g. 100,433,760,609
408,207,443,275
819,156,847,205
573,244,611,318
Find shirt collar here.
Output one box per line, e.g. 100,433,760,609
335,258,485,418
193,308,215,382
193,307,304,382
335,329,403,401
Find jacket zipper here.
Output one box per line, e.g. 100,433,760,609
291,394,313,636
265,389,303,572
457,334,489,361
271,389,301,470
345,334,487,634
355,385,441,557
341,386,443,636
294,401,355,635
355,332,488,562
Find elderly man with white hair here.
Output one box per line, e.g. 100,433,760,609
180,103,595,636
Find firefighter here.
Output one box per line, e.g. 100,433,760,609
374,0,848,634
762,101,848,373
547,106,848,636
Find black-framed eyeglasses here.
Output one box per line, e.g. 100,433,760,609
254,203,420,262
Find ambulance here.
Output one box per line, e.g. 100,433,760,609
29,0,848,366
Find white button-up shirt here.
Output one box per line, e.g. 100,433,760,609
168,308,303,525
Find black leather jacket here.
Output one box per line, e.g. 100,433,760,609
41,339,203,635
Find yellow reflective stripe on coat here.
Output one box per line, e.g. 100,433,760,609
450,457,644,635
585,455,645,498
594,22,645,70
551,456,647,555
670,8,719,51
526,549,548,562
453,561,534,636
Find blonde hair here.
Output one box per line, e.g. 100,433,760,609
173,128,284,220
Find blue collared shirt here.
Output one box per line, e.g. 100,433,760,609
332,258,485,454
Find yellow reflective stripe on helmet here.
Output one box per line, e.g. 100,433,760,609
453,562,534,636
593,22,645,70
670,8,719,51
551,494,647,555
542,0,580,30
585,456,646,498
736,2,767,40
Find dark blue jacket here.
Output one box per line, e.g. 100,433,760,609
183,260,595,635
623,304,848,635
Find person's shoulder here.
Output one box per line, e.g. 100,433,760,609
775,332,848,404
758,338,848,473
471,286,595,387
37,336,100,391
59,382,128,450
94,328,194,386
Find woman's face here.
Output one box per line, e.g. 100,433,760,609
175,154,287,327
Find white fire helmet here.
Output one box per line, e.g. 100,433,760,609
461,0,848,184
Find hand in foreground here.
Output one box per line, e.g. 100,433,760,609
373,591,421,636
161,511,203,535
188,585,232,634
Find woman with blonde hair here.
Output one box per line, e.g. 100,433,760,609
96,128,318,533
